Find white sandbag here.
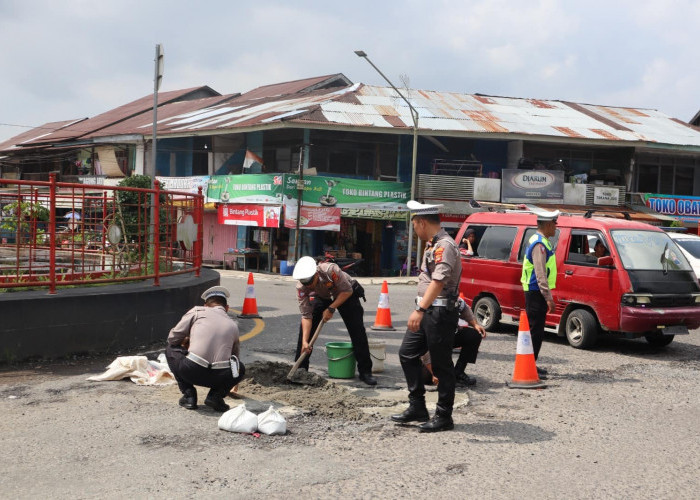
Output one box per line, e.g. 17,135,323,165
218,403,258,433
257,405,287,435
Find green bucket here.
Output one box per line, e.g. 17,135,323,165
325,342,356,379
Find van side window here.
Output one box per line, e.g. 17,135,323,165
459,225,485,258
566,231,607,265
517,228,561,262
477,226,518,261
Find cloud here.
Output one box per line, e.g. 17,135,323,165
1,0,699,141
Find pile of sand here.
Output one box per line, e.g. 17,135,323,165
237,361,394,421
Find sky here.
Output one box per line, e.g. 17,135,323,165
1,0,699,143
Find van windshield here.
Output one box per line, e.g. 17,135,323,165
611,230,692,271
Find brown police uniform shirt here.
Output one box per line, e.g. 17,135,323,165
417,228,461,298
168,305,240,363
296,262,354,319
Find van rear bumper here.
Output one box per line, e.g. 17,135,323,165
619,306,700,333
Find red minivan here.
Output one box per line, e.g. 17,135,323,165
456,211,700,348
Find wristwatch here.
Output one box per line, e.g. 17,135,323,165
327,306,336,313
415,305,428,313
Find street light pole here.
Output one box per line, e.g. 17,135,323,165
355,50,419,276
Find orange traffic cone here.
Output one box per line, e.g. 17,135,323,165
371,280,395,331
507,311,546,389
238,272,262,319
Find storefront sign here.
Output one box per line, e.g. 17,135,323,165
218,203,281,227
501,169,564,203
284,203,341,231
283,175,409,210
206,174,284,204
157,176,209,197
645,193,700,221
340,208,407,220
593,186,620,206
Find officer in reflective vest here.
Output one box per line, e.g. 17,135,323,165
520,209,559,378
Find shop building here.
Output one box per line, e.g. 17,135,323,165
3,74,700,275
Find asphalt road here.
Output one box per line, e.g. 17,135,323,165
1,270,699,498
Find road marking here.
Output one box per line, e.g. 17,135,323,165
230,309,265,341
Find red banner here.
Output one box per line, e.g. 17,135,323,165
284,205,341,231
218,204,281,227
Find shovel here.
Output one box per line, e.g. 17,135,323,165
287,320,326,381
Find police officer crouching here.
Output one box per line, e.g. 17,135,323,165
165,286,244,412
293,256,377,386
392,201,462,432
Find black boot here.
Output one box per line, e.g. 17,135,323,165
455,372,476,387
418,413,454,433
178,389,197,410
204,390,230,412
391,402,429,423
359,372,377,386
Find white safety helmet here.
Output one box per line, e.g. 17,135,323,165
292,256,318,281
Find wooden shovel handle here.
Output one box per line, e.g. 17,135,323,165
287,320,326,379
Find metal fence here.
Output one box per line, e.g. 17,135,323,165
0,173,203,293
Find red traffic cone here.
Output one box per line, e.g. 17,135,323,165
371,280,395,331
506,311,546,389
238,273,262,319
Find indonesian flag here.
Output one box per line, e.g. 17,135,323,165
242,150,264,173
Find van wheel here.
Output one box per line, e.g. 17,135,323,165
565,309,598,349
474,297,501,331
644,334,674,347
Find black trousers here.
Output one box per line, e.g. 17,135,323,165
525,291,547,360
399,306,459,416
454,327,483,374
294,293,373,375
166,345,245,399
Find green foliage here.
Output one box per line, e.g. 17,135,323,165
0,201,50,244
669,219,684,228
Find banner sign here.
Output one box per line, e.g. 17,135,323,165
283,175,409,210
157,176,210,195
645,193,700,221
593,186,620,206
218,203,281,227
284,203,341,231
340,208,408,221
501,169,564,203
206,174,284,204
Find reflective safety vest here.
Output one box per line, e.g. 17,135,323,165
521,233,557,291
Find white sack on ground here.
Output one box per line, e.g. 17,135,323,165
257,405,287,435
87,356,175,385
218,403,258,433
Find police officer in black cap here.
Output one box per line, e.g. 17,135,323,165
165,286,244,412
392,201,462,432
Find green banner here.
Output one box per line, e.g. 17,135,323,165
206,174,284,204
283,175,409,210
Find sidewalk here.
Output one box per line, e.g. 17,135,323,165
214,267,418,286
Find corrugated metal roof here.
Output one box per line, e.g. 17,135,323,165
5,77,700,152
16,86,221,146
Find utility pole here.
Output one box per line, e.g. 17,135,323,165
293,146,304,262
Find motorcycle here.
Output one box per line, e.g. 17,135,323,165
318,251,364,277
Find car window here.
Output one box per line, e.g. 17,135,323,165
674,238,700,259
566,231,608,266
517,227,561,262
477,226,518,261
611,230,692,271
458,225,486,258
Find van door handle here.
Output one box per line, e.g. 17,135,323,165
565,270,573,275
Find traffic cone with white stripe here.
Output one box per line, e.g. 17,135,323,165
371,280,395,331
238,272,262,319
507,311,546,389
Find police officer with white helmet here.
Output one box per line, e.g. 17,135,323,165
293,256,376,385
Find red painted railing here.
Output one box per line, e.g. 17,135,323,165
0,174,204,293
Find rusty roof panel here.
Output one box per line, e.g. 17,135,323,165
9,76,700,151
